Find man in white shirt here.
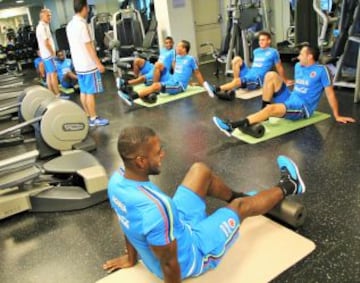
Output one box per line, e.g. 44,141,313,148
66,0,109,127
36,8,61,97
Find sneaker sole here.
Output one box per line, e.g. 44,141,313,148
278,156,306,194
212,117,232,137
203,82,215,98
117,90,133,106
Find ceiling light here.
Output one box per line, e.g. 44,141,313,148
16,0,25,3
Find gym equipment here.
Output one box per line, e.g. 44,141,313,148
133,85,205,108
231,111,331,144
238,123,265,138
235,87,263,99
96,215,315,283
0,86,94,157
0,148,108,220
216,90,235,101
141,92,158,104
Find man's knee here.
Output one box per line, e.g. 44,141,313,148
263,103,286,116
232,56,243,66
154,61,164,70
152,82,162,92
189,162,211,178
134,57,144,67
264,71,281,84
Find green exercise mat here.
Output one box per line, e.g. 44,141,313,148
232,111,331,144
133,85,204,107
59,85,75,94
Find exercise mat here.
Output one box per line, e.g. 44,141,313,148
232,111,331,144
97,215,315,283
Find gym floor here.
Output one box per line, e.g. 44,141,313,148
1,61,359,283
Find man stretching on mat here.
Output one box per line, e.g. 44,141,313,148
117,36,175,89
213,45,355,137
118,40,214,106
206,31,292,105
103,126,305,282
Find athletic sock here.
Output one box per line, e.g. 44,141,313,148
230,118,249,128
90,116,97,121
278,172,296,197
262,100,271,109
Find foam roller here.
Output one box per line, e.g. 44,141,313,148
142,93,158,104
240,123,265,138
216,90,235,101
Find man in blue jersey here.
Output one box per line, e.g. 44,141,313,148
118,36,175,88
213,45,355,137
34,50,46,82
56,50,78,89
118,40,214,106
208,31,292,106
103,126,306,282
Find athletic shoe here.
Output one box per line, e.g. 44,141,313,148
89,117,109,127
118,90,133,106
277,155,306,195
212,116,233,137
203,81,216,98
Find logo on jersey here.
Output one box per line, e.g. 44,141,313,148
265,51,272,56
310,71,317,78
228,218,236,228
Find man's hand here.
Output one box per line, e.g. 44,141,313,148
335,116,356,124
285,79,295,86
97,62,105,73
102,255,136,273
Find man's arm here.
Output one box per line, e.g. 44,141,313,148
151,240,181,283
194,69,205,85
275,62,293,86
44,38,55,57
102,236,138,273
84,41,105,73
325,86,355,123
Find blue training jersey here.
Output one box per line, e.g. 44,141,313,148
158,48,175,71
246,47,280,82
292,62,332,115
172,54,198,89
55,58,73,82
108,172,203,280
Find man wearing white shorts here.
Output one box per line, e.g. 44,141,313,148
36,9,61,97
66,0,109,127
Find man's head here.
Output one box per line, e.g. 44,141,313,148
164,36,174,50
74,0,89,16
117,127,165,175
40,8,52,24
176,40,190,56
56,50,65,61
258,31,272,49
297,45,319,66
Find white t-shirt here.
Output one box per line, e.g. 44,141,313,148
66,15,97,73
36,21,55,59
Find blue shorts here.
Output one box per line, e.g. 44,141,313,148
77,71,103,95
173,185,240,274
145,69,171,86
241,73,262,90
161,77,184,95
61,79,73,89
43,57,56,74
273,83,291,103
140,61,154,75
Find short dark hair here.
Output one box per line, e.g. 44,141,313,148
258,30,272,40
74,0,87,14
180,40,190,53
303,45,320,61
165,36,173,42
117,126,156,161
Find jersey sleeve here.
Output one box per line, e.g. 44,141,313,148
80,23,91,44
142,195,176,246
320,66,332,88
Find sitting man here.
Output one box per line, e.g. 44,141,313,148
208,30,292,106
118,36,175,88
103,126,305,281
34,50,46,83
55,50,78,89
213,44,355,137
118,40,214,106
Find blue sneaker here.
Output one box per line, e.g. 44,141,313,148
203,81,216,98
212,116,233,137
89,117,109,127
118,90,133,106
277,155,306,195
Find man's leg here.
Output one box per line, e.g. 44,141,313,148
127,75,146,85
50,72,60,96
152,62,165,82
117,82,162,106
133,58,146,77
227,155,305,221
217,56,244,92
46,73,54,93
80,93,90,116
262,71,284,108
86,94,97,118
